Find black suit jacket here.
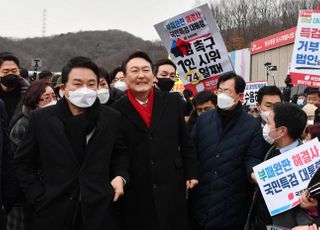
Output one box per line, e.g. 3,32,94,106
14,99,129,230
113,90,198,230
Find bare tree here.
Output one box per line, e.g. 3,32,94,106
204,0,320,51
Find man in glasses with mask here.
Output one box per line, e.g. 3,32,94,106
14,56,128,230
190,72,265,230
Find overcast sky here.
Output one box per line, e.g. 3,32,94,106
0,0,209,41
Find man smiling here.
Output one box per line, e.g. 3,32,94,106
113,51,198,230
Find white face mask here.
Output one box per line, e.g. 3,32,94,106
114,80,128,91
66,87,97,108
40,100,57,108
263,124,282,145
263,124,275,144
260,110,270,123
97,88,110,104
217,93,235,110
297,99,305,106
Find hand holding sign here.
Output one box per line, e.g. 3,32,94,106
253,138,320,216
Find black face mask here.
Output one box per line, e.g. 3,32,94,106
156,78,175,92
1,74,19,88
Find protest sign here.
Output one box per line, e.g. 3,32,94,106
243,81,267,108
253,138,320,216
290,10,320,88
154,4,233,94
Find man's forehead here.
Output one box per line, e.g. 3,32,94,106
219,78,235,89
308,93,320,98
0,60,19,69
127,57,151,68
262,95,281,103
158,64,175,72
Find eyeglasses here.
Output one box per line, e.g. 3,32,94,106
216,88,232,95
39,93,57,103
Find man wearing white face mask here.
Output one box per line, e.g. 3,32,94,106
246,102,309,229
255,86,283,160
191,72,265,229
256,86,283,128
14,56,129,230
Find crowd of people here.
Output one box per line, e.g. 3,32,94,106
0,51,320,230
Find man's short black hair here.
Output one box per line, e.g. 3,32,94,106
38,70,53,80
109,66,123,83
153,59,176,76
273,102,307,140
0,52,20,67
61,56,100,84
257,85,283,104
217,72,246,94
122,51,153,74
192,90,217,106
305,87,320,97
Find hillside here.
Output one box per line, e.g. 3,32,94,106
0,30,167,72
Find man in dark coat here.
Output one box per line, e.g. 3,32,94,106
0,98,16,230
113,51,199,230
191,72,265,229
14,56,129,230
0,52,30,132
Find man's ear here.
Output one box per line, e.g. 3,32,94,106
280,126,288,137
239,92,244,101
60,84,67,97
60,84,65,91
153,76,158,84
256,102,261,112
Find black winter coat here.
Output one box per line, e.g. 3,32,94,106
14,99,129,230
113,90,199,230
0,99,16,230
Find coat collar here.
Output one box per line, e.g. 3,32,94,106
49,98,110,167
117,90,168,133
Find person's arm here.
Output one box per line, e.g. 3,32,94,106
2,128,17,214
245,119,265,181
14,111,44,204
0,100,17,213
176,94,199,186
110,112,129,202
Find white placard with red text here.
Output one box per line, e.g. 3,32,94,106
154,4,233,95
253,138,320,216
290,10,320,88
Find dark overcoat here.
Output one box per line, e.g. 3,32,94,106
14,99,128,230
113,90,198,230
0,99,16,230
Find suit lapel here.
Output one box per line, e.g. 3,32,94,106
120,96,148,132
150,91,167,133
